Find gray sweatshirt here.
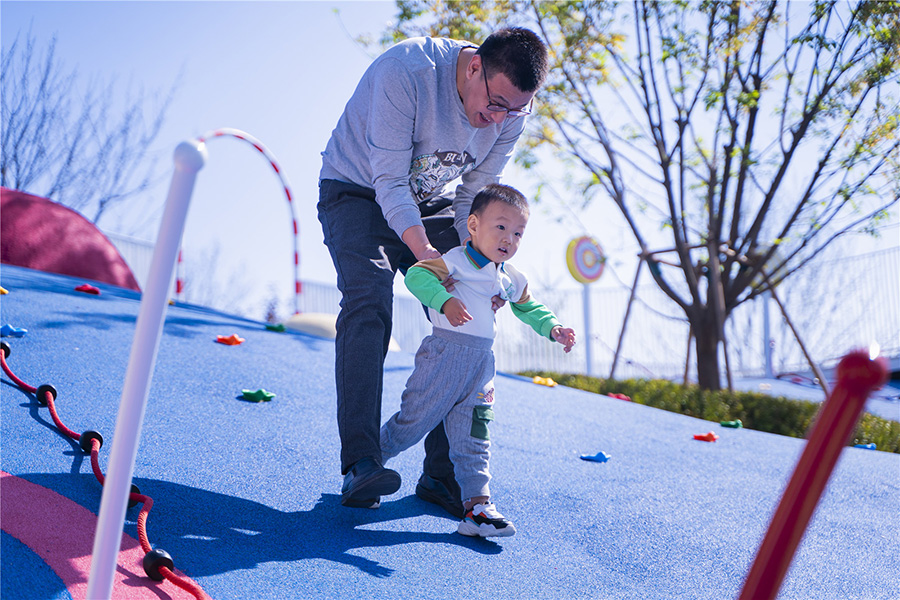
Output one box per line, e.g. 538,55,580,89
319,36,527,243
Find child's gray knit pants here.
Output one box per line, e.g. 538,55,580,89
381,327,496,501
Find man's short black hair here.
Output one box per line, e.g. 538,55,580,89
470,183,530,218
476,27,548,93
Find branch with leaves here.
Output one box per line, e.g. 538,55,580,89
377,0,898,389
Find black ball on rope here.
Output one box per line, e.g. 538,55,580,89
1,341,10,358
143,548,174,581
79,430,103,453
36,384,58,406
129,483,142,508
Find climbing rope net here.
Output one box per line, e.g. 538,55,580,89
0,341,209,600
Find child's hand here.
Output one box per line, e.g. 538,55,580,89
552,326,576,353
442,297,473,327
491,295,506,312
441,276,459,292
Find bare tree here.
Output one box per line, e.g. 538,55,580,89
1,30,176,227
382,0,899,389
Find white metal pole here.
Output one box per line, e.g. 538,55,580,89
763,290,774,379
583,284,592,376
87,140,206,599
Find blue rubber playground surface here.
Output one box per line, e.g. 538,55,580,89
1,263,898,600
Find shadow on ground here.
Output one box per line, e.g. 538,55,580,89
20,474,501,582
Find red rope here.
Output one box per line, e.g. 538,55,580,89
1,347,207,600
137,495,154,552
46,395,80,441
1,352,36,393
161,566,209,598
90,440,105,483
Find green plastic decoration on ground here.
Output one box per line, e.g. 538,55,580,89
242,389,275,403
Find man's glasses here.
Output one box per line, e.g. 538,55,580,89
482,61,533,118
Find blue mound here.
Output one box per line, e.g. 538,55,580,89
1,264,898,599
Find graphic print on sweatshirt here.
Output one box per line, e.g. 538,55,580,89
410,149,476,201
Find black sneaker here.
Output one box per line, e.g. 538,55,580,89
341,458,401,508
457,503,516,538
415,473,465,518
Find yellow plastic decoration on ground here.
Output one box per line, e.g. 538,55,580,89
533,375,557,387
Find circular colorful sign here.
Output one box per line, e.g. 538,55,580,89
566,236,605,284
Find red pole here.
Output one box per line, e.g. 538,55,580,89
739,349,888,600
175,249,184,297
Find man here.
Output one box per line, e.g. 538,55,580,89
317,27,548,514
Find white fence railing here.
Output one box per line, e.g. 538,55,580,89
103,231,158,290
491,247,899,380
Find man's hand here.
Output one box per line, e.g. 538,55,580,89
551,326,576,353
402,225,441,261
441,298,472,327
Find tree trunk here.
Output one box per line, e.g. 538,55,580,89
693,309,722,390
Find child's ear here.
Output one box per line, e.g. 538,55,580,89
467,213,478,237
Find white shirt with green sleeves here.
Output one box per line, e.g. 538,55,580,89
405,243,561,341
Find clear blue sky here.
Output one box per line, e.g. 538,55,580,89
3,1,896,320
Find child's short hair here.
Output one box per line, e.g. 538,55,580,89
470,183,530,217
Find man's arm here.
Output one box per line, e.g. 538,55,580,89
402,226,441,261
365,58,431,251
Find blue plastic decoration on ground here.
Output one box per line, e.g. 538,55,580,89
853,443,877,450
580,451,611,463
1,324,27,338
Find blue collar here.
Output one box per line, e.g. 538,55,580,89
464,241,493,269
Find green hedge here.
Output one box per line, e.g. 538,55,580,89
519,371,900,454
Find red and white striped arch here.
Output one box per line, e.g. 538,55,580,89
177,128,301,314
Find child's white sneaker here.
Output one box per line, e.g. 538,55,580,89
457,502,516,537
